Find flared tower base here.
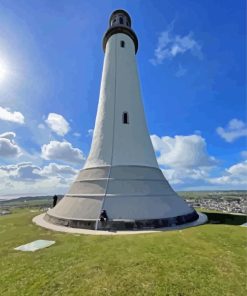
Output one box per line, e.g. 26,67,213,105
44,165,204,231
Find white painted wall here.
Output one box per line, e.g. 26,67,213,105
84,33,158,169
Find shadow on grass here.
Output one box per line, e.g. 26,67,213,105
203,211,247,226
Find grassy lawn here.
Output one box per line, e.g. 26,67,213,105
0,209,246,296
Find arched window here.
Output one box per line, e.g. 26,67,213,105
111,18,117,26
120,40,125,48
119,17,123,24
123,112,129,124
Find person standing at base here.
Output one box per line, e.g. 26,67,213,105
100,210,108,222
53,195,58,208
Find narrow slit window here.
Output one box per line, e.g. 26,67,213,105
123,112,129,124
120,40,125,48
119,17,123,24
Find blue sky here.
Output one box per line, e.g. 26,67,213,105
0,0,246,198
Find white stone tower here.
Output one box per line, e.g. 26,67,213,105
45,10,201,230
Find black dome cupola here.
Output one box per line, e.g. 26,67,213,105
109,9,131,27
103,9,138,53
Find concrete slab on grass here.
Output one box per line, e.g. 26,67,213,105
14,240,55,252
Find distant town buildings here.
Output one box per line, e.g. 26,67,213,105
187,198,247,215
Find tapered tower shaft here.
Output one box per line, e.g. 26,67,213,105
85,10,158,169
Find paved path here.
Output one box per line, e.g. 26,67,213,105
33,212,208,236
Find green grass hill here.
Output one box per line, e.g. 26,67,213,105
0,209,246,296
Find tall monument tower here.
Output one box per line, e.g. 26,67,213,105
45,10,202,230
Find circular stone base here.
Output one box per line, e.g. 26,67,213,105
44,210,201,230
33,212,208,236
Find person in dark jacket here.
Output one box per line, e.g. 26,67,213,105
100,209,108,222
53,195,58,207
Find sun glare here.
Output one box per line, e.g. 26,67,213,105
0,59,9,83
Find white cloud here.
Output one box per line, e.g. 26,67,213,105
40,163,78,176
87,129,94,137
45,113,70,136
162,167,210,185
216,118,247,142
227,161,247,176
0,162,44,182
150,25,202,65
175,64,187,77
0,106,25,124
73,132,81,137
41,140,85,164
0,132,21,158
151,134,216,168
10,163,45,182
150,134,216,186
162,168,184,185
0,162,78,180
0,162,79,197
0,162,27,171
0,132,16,141
208,161,247,186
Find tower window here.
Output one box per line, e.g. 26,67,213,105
120,40,125,48
123,112,129,124
111,18,117,26
119,17,123,24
